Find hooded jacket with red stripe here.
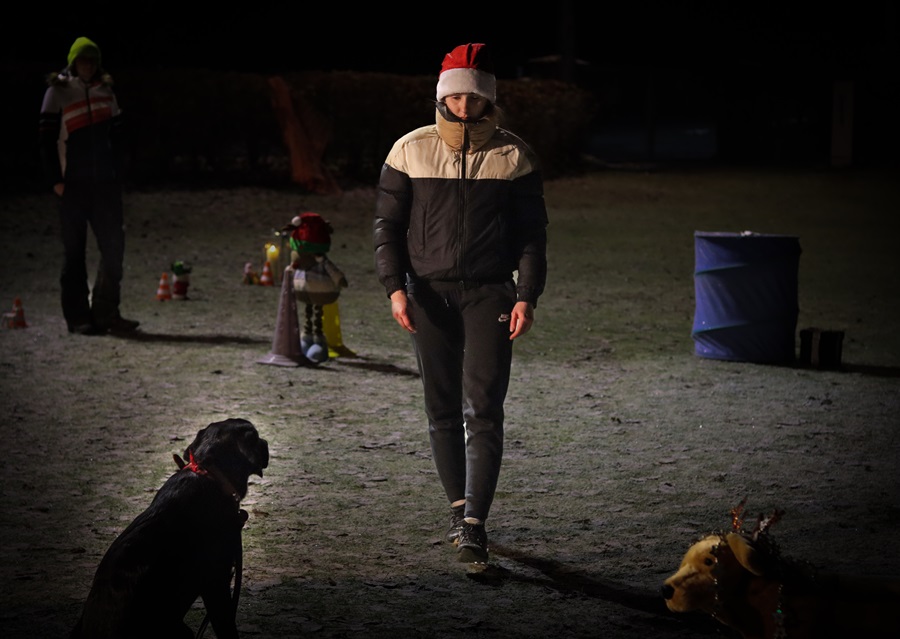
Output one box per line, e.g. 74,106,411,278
374,105,548,307
38,70,123,187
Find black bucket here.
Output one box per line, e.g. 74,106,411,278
798,328,844,369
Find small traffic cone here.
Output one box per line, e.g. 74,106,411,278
3,297,28,329
259,261,274,286
258,267,303,367
156,273,172,301
12,297,27,328
323,301,356,358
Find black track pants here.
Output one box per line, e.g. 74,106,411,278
407,280,516,522
58,181,125,328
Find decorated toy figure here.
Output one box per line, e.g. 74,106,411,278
242,262,260,285
171,261,192,300
285,212,348,363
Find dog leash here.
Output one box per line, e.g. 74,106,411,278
174,453,247,639
196,511,247,639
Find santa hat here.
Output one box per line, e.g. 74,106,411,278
436,43,496,104
289,212,333,254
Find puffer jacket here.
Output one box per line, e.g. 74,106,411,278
374,106,548,307
38,70,123,186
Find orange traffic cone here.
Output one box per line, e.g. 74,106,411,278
258,267,303,367
3,297,28,329
156,273,172,301
259,261,274,286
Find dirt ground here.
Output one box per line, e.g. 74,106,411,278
1,167,898,638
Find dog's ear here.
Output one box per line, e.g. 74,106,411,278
725,533,765,576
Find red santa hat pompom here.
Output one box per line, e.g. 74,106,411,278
436,43,496,104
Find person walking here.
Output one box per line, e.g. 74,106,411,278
373,43,548,563
39,36,139,335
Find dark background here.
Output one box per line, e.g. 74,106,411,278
6,2,894,79
4,0,899,190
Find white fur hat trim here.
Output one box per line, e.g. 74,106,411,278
436,67,496,103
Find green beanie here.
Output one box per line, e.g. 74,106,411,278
67,37,101,67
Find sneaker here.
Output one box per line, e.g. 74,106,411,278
99,316,140,334
446,505,465,544
456,521,488,563
68,322,103,336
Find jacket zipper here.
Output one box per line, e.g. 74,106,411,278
84,80,98,180
458,125,469,280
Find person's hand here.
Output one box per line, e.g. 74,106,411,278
52,183,64,197
509,301,534,340
390,289,415,333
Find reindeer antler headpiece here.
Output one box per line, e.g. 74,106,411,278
730,496,785,541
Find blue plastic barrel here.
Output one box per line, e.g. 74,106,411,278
692,231,801,363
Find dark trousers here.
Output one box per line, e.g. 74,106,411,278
407,280,516,522
58,182,125,328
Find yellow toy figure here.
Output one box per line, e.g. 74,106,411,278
285,212,348,363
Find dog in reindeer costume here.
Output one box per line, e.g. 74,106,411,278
661,498,900,639
283,212,348,363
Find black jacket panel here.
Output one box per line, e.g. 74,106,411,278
374,122,548,306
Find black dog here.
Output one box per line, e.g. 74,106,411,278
70,418,269,639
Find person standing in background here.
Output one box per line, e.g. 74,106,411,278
39,36,139,335
374,43,548,563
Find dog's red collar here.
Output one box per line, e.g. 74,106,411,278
173,451,207,475
172,451,240,503
185,451,207,475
